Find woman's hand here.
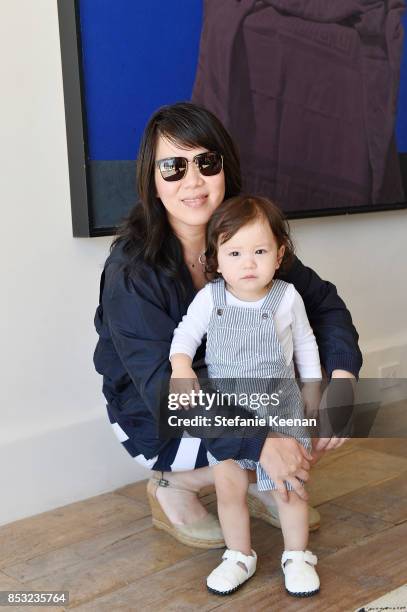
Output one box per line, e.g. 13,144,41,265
311,370,355,460
301,380,322,418
259,435,313,502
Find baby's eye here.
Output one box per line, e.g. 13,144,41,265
229,251,240,257
255,249,267,254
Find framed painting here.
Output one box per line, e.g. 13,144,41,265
58,0,407,237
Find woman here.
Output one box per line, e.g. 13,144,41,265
94,102,362,549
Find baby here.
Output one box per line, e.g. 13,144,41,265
170,195,322,597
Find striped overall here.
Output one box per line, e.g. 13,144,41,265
206,278,310,491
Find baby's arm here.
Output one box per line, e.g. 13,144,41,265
170,354,200,408
291,288,322,417
169,285,212,404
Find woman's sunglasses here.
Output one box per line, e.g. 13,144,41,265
155,151,223,182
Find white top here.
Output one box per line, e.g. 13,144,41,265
170,283,322,380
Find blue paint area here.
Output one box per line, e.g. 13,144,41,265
79,0,406,160
396,10,407,152
78,0,203,160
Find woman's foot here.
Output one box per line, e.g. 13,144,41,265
282,550,320,597
147,469,225,549
153,469,210,525
207,549,257,595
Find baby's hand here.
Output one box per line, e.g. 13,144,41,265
170,367,201,410
302,380,322,418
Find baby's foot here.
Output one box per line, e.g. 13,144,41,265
207,549,257,595
281,550,320,597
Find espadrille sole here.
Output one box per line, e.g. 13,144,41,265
151,517,225,549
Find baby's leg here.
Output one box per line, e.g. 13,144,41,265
270,490,320,597
271,490,309,550
213,460,251,555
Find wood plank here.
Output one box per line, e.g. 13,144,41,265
2,605,66,612
307,448,407,506
0,569,25,589
113,480,150,510
307,501,392,559
249,501,390,562
67,551,224,612
0,493,148,569
68,522,284,611
1,425,405,611
213,522,407,611
355,438,407,459
0,572,66,612
322,521,407,589
18,515,280,610
211,568,376,612
3,606,66,612
67,506,392,611
332,471,407,525
2,519,151,583
25,525,211,608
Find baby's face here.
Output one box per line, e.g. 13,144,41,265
217,218,285,301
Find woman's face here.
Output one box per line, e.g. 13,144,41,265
154,134,226,234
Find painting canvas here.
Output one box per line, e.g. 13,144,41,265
58,0,407,237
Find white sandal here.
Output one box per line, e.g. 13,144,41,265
281,550,320,597
207,548,257,595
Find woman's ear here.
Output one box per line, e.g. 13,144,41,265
276,245,286,269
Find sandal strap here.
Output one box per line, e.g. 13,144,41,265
151,472,198,495
209,559,249,589
282,550,317,568
222,549,257,571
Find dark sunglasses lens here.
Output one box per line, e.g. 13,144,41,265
197,152,223,176
159,157,187,181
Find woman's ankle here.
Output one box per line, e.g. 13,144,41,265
157,466,213,492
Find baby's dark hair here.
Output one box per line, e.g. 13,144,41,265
205,195,295,281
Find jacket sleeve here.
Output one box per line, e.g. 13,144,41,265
281,256,363,378
102,264,175,423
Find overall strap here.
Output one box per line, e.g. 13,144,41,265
210,278,227,307
261,279,289,314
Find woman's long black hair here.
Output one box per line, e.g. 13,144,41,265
112,102,242,280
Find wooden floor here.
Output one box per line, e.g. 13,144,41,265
1,437,407,612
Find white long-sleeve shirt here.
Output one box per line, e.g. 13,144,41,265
170,282,322,380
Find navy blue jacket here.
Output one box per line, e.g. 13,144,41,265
94,242,362,462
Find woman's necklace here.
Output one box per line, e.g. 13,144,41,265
185,251,206,269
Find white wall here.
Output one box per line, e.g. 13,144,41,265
0,0,147,527
1,0,406,525
291,211,407,371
